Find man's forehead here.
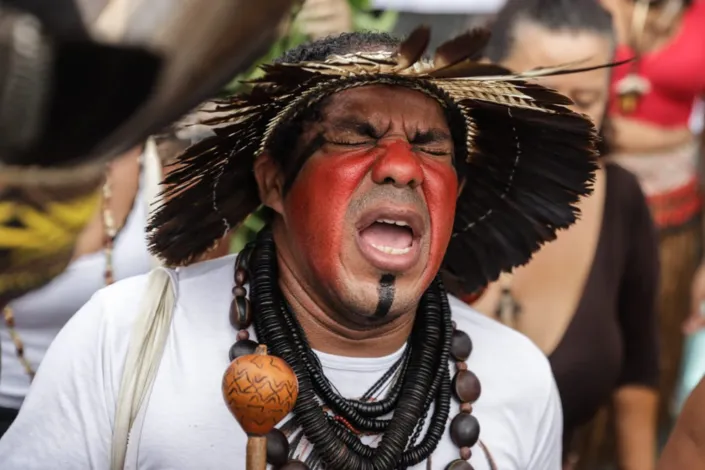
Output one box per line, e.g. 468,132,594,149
318,86,451,130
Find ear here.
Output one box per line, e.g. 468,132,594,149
253,152,285,215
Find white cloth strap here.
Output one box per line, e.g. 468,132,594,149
110,267,177,470
142,138,164,270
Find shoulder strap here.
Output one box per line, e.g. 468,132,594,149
141,138,164,270
110,267,177,470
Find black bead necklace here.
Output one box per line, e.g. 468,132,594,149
226,229,484,469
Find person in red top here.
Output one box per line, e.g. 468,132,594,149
601,0,705,426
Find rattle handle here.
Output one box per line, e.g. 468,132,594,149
246,435,267,470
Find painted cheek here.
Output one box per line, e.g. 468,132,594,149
422,162,458,273
284,149,376,282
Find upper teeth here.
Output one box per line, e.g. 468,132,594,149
377,219,409,227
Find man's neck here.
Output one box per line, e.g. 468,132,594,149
274,245,415,358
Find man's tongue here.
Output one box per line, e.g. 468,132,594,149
360,222,413,249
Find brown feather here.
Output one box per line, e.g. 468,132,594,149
395,26,431,70
433,28,491,71
463,58,634,82
429,61,512,79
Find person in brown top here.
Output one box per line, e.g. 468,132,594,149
470,1,661,469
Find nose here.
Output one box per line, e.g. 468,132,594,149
371,140,424,189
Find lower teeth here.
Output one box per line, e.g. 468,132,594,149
371,244,411,255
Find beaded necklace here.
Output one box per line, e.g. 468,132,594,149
224,230,495,470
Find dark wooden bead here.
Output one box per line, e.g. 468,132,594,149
237,330,250,341
450,413,480,448
279,460,310,469
445,459,473,470
460,402,473,414
450,329,473,361
228,340,258,361
266,428,289,467
235,267,247,286
460,446,472,460
452,370,482,404
229,296,252,329
231,286,247,297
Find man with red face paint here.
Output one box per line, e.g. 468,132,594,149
0,29,601,470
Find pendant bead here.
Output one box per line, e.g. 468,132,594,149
229,296,253,329
237,330,250,341
235,268,248,286
450,330,473,362
232,286,247,297
449,413,481,449
228,339,258,361
266,428,290,467
452,370,482,404
445,459,473,470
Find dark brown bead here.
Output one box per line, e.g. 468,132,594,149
235,268,247,286
229,296,252,329
460,403,473,414
279,460,310,469
456,361,468,371
228,340,258,361
445,459,473,470
266,428,289,467
237,330,250,341
450,413,480,448
231,286,247,297
452,370,482,403
460,446,472,460
450,329,473,361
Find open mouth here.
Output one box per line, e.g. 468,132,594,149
360,219,415,254
356,208,424,272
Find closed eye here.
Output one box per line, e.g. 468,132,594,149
418,148,452,157
325,138,372,147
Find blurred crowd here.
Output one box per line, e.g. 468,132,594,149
2,1,705,469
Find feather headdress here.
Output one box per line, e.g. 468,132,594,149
149,27,601,293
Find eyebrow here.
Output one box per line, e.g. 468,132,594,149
411,128,452,145
326,117,380,137
325,116,451,144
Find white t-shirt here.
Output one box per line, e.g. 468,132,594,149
0,255,562,469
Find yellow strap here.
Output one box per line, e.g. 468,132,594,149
0,191,101,250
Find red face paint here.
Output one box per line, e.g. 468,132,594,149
278,86,458,316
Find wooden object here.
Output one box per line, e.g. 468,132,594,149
222,344,299,470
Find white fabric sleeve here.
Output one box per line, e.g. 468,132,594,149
0,292,118,470
527,372,564,470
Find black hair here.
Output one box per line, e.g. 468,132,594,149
275,31,400,64
485,0,615,63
